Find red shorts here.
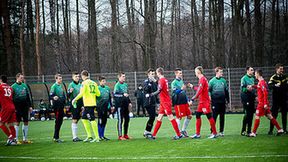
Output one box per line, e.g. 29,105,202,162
159,102,172,115
256,105,271,117
0,108,16,123
174,104,191,119
197,103,211,114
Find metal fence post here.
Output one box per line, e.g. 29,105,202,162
134,71,137,113
42,75,45,83
228,68,232,111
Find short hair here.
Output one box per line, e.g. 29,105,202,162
156,67,164,75
55,73,62,79
275,63,283,70
146,68,155,74
118,72,125,78
72,71,79,76
246,66,253,71
99,76,106,81
81,70,89,77
195,66,204,74
174,68,182,72
0,75,8,83
16,73,23,79
215,67,223,73
255,69,263,76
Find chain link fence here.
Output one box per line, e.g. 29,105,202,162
7,66,285,113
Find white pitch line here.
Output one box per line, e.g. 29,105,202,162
0,155,287,160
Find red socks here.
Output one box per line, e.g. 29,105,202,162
171,119,181,136
196,118,202,135
0,125,10,137
152,120,162,137
253,118,260,133
271,118,281,130
209,118,217,135
9,126,16,139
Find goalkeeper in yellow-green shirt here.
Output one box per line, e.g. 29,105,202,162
72,70,101,143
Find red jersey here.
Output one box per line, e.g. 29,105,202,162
192,76,210,104
0,83,15,110
257,79,269,106
158,77,171,103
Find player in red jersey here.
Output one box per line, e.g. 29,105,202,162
188,66,217,139
249,69,284,137
0,75,17,146
146,67,182,140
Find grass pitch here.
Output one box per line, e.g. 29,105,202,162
0,114,287,162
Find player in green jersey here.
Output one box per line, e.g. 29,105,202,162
12,73,33,144
67,72,83,142
97,76,114,140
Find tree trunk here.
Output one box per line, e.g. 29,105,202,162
0,0,14,75
245,0,253,65
110,0,120,72
35,0,42,76
201,0,206,66
42,0,46,69
254,0,263,66
76,0,80,70
125,0,138,71
20,0,26,75
89,0,100,72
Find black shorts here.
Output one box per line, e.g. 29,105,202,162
70,102,83,120
82,106,96,121
212,102,226,114
14,102,29,123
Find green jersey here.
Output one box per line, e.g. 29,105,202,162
97,85,112,109
171,78,188,105
114,82,128,94
208,77,229,104
50,82,66,103
67,81,81,100
38,103,48,110
113,81,130,107
11,82,31,105
240,74,256,102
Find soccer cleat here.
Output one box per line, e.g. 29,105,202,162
53,138,64,143
72,137,83,142
123,134,131,140
118,136,126,141
190,134,201,139
6,139,17,146
208,134,218,139
248,132,256,137
277,129,284,136
173,134,183,140
143,131,152,138
146,135,156,140
241,131,246,136
83,137,93,142
218,132,224,137
102,136,110,141
90,138,100,143
181,130,189,137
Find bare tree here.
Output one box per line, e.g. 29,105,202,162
20,0,26,74
35,0,42,76
254,0,263,66
0,0,14,75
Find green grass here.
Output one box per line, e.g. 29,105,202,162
0,114,287,162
